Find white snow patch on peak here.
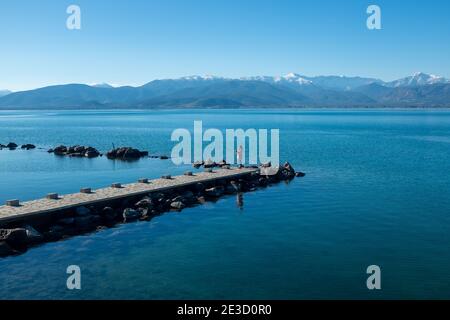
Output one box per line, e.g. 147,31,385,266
389,72,449,87
284,72,300,79
241,73,312,85
240,75,274,82
279,73,312,85
90,83,116,88
180,75,225,81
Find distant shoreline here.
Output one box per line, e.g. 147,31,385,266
2,106,450,111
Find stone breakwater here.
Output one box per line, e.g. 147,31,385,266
0,163,304,258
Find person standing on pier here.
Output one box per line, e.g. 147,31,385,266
236,145,243,167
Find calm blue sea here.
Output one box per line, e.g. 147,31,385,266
1,109,450,299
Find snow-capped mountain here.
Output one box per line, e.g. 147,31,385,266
0,72,449,108
178,75,227,81
274,73,313,85
90,83,115,89
387,72,449,87
242,73,312,85
243,73,382,90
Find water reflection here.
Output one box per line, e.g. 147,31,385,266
236,192,244,210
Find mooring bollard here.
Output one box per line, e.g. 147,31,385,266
46,193,59,200
80,187,91,194
111,183,122,188
184,171,193,176
138,178,149,183
6,199,20,207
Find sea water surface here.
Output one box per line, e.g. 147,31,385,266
1,109,450,299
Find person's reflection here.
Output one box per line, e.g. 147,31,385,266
236,192,244,210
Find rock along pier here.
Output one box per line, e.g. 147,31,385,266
0,163,303,257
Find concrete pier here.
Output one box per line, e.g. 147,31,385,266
0,167,257,226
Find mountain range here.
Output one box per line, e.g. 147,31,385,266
0,90,11,98
0,72,449,109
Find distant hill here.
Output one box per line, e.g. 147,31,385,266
0,90,11,97
0,73,449,109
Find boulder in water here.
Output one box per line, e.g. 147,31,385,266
107,147,148,160
203,159,217,168
23,225,44,244
192,161,204,169
21,144,36,150
170,201,186,210
85,147,100,158
205,186,224,198
6,142,18,149
0,228,28,247
53,145,68,155
123,208,141,221
135,197,153,209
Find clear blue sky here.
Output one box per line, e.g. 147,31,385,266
1,0,449,91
